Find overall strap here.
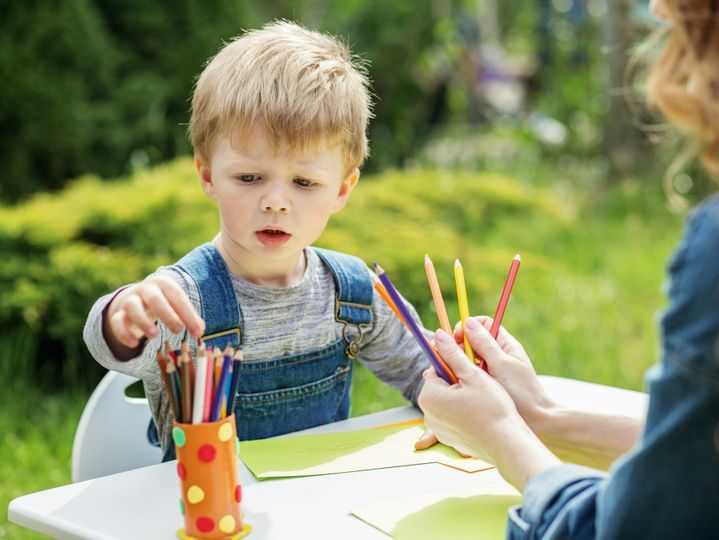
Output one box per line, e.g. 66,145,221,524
313,247,373,358
175,242,242,350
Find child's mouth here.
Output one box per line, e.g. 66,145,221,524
256,229,291,246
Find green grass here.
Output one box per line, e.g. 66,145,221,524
1,386,86,539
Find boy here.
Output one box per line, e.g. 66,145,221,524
83,21,430,458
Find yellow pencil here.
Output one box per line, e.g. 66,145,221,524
454,259,476,363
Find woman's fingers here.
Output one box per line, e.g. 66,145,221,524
414,428,439,450
433,329,479,379
463,317,507,365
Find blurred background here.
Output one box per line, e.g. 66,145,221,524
1,1,712,537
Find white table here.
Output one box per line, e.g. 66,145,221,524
8,376,647,539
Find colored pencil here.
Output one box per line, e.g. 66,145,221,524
166,361,182,422
370,273,410,330
203,346,214,422
374,263,457,385
454,259,476,364
180,352,193,424
210,347,232,421
490,254,521,339
226,350,243,415
424,255,452,334
192,348,208,424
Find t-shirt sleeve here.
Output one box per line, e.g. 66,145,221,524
356,267,431,405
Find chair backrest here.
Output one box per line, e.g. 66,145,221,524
72,371,162,482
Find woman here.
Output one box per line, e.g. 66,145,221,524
418,1,719,537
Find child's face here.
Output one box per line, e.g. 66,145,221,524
196,128,358,278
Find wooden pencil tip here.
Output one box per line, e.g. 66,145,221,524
374,263,385,275
454,259,462,267
514,253,521,261
370,272,380,284
233,349,243,360
424,254,431,264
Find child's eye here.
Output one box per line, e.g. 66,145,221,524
294,177,315,188
236,174,261,183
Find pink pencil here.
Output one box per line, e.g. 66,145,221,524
202,345,214,422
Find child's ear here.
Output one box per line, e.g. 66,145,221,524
332,168,360,213
195,155,216,200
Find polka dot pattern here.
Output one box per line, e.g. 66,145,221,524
218,423,233,442
187,485,205,504
174,415,243,537
196,516,214,533
219,514,236,534
172,426,186,447
198,444,217,463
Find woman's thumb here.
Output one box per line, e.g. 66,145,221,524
465,317,506,366
434,329,477,378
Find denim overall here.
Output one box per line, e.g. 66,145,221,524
157,242,373,461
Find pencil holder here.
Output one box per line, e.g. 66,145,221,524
173,414,251,539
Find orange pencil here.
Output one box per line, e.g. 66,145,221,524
424,255,452,334
370,273,410,330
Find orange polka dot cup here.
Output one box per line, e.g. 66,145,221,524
173,414,250,539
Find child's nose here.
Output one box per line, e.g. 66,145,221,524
261,186,290,213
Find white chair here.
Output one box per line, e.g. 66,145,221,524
72,371,162,482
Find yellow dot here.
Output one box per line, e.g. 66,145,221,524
218,515,236,534
186,485,205,504
218,423,233,442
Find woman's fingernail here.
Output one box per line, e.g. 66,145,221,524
435,329,450,343
466,317,480,330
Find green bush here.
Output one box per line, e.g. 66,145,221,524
0,157,680,392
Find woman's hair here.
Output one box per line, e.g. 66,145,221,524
646,0,719,177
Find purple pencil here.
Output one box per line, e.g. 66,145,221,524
374,263,454,384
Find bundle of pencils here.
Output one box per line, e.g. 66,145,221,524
156,340,243,424
373,253,521,381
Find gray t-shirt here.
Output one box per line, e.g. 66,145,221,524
83,247,431,450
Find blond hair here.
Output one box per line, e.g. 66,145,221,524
189,20,372,170
646,0,719,177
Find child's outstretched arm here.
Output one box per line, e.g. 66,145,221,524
103,275,205,360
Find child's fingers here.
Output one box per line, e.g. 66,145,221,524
434,329,479,379
159,279,205,337
123,294,159,338
109,309,140,348
142,284,185,334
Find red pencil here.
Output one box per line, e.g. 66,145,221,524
490,254,521,339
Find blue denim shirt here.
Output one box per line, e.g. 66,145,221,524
508,195,719,539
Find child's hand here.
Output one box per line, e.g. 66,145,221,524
454,317,557,433
104,275,205,352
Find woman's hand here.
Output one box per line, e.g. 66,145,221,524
454,316,557,433
419,323,561,490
